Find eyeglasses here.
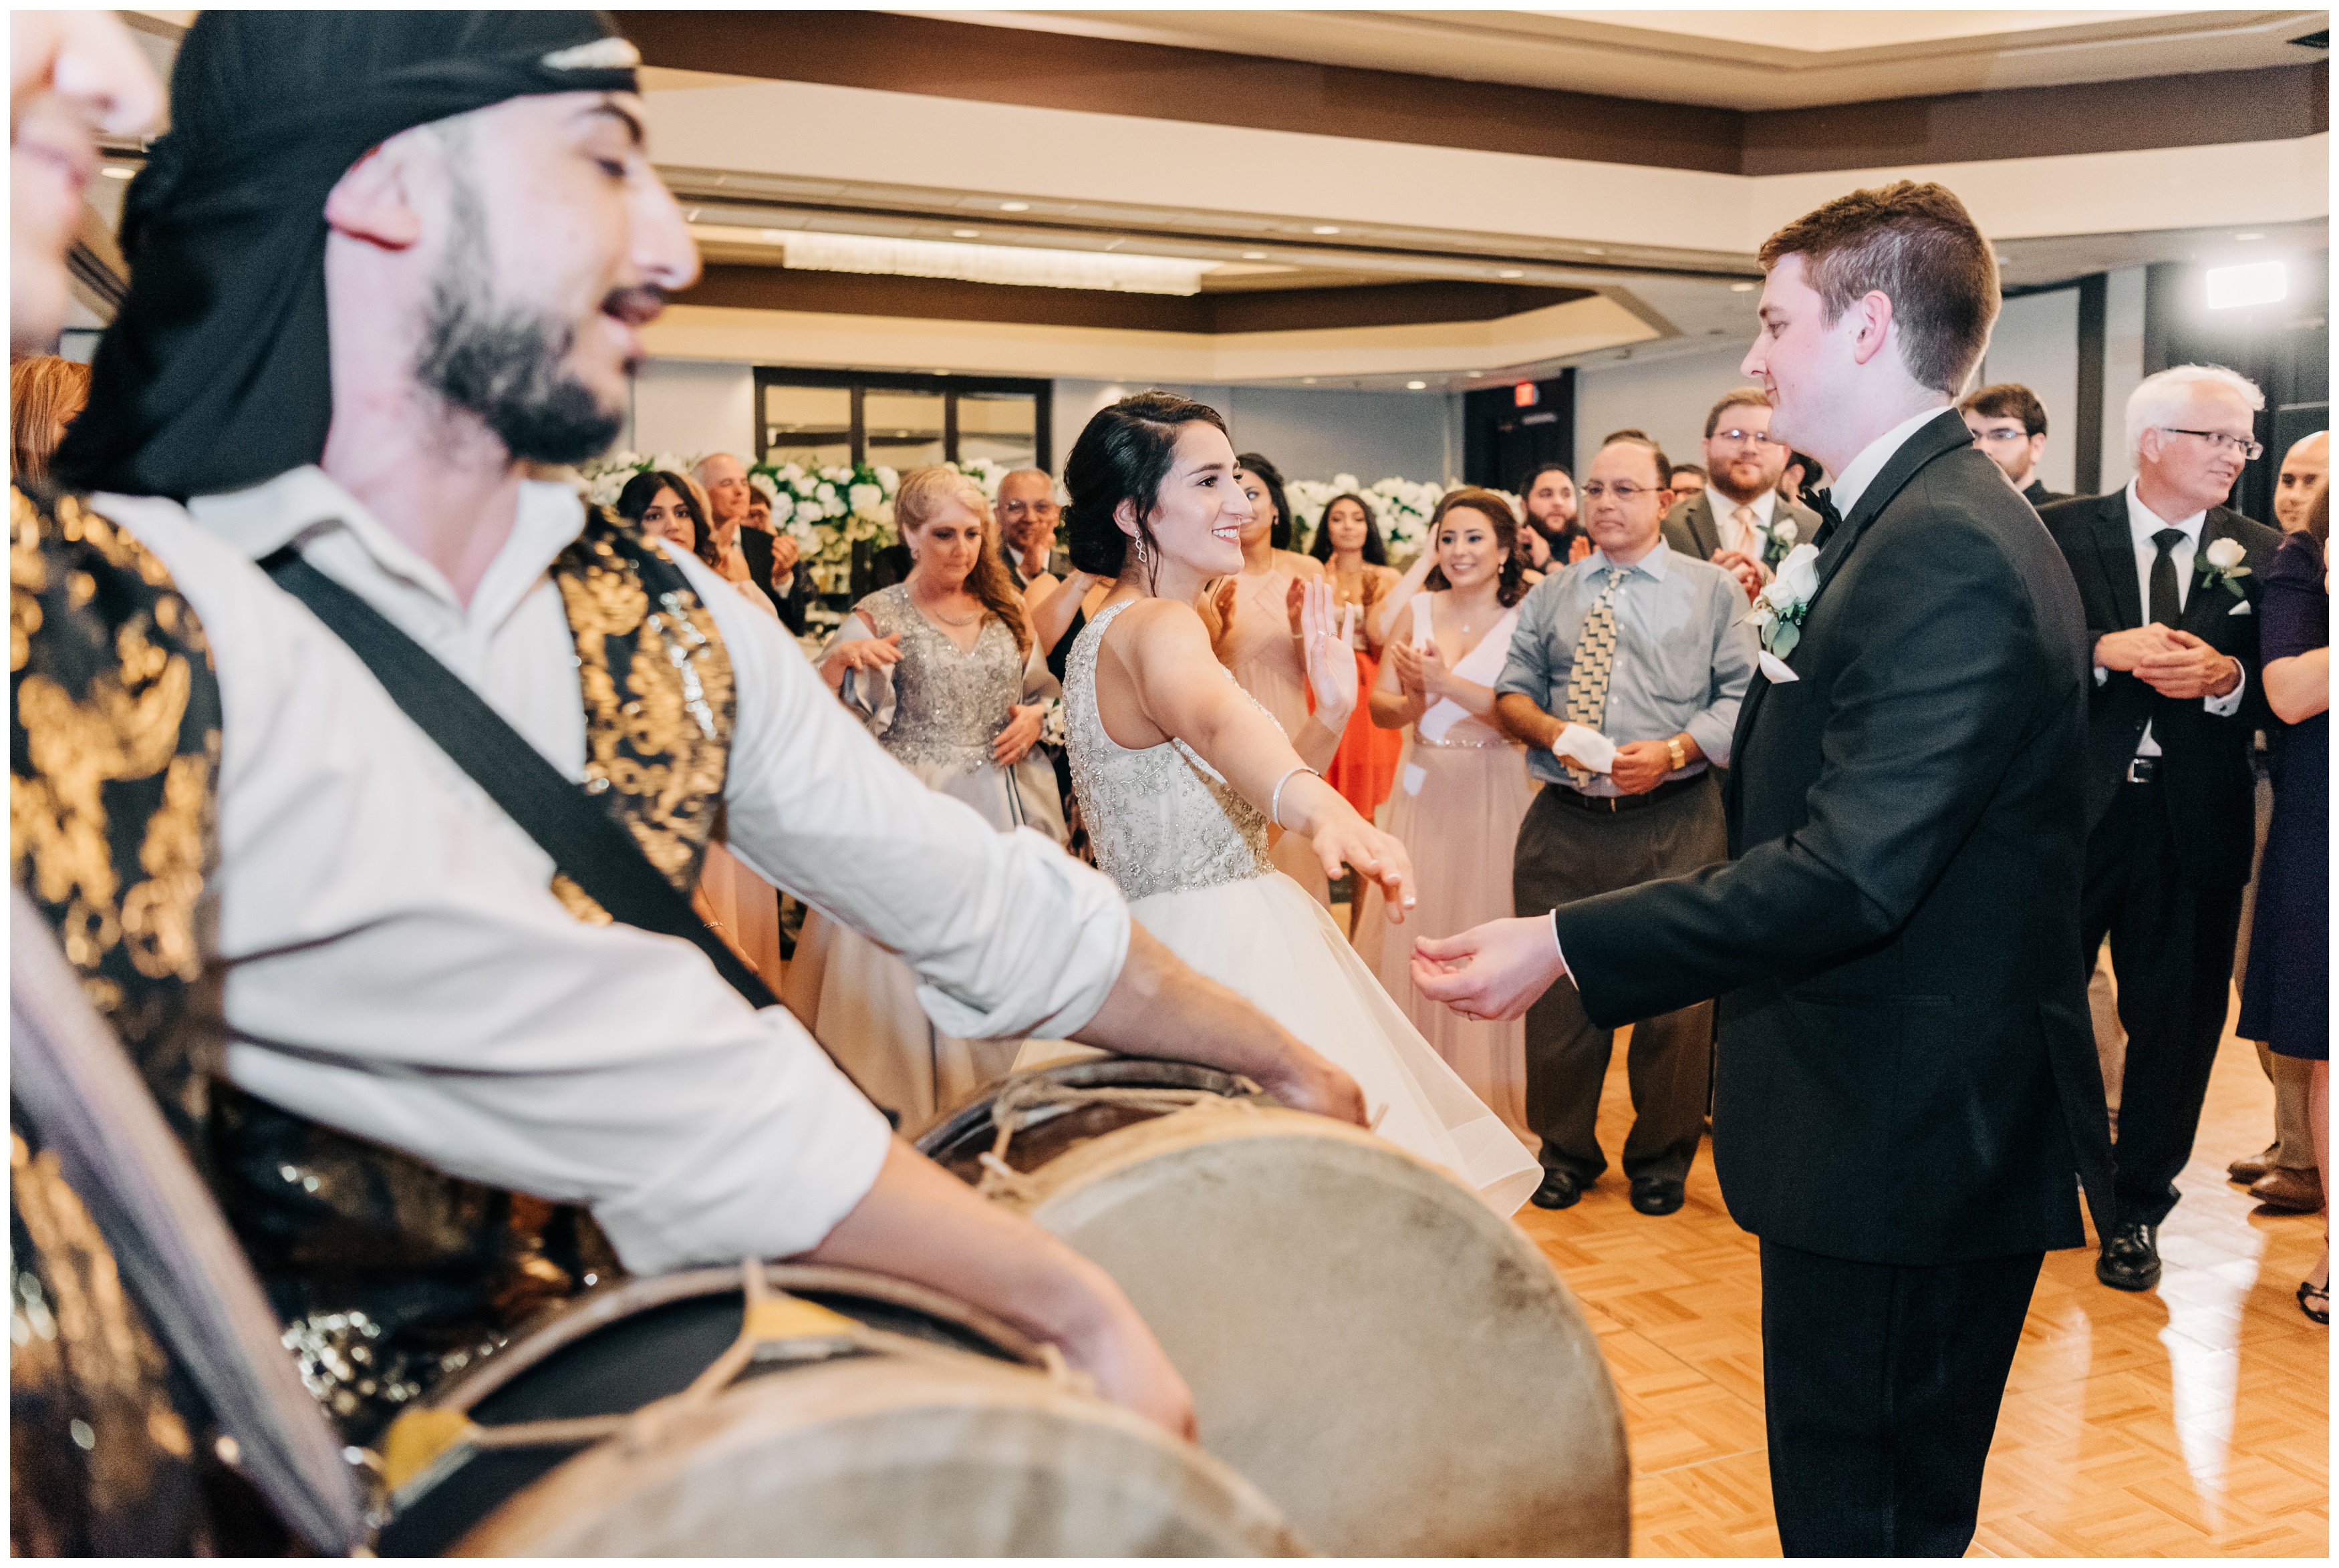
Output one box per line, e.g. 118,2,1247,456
1711,428,1780,448
1969,425,2030,444
1578,481,1665,501
2159,427,2264,461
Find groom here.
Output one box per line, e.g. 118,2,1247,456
1413,182,2113,1557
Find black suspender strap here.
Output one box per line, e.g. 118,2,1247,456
261,545,779,1005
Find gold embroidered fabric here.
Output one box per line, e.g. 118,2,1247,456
9,486,222,1144
549,508,736,909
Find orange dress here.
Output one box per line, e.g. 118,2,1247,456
1322,564,1404,822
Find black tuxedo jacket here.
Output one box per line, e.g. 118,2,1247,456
2022,478,2066,509
1553,411,2111,1267
736,526,813,635
1661,489,1822,563
2038,492,2280,887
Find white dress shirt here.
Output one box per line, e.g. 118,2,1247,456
90,492,890,1274
2098,481,2249,755
188,468,1130,1044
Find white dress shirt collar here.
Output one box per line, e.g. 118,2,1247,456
190,464,591,637
1826,404,1955,523
2123,478,2207,546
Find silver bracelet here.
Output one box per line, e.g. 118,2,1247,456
1270,765,1320,828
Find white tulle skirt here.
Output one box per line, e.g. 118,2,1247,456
1022,869,1539,1215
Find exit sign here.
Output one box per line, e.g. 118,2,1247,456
1514,383,1540,408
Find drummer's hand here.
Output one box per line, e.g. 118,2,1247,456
1060,1267,1198,1441
1250,1041,1369,1128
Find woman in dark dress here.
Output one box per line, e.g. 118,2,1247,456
2239,482,2330,1323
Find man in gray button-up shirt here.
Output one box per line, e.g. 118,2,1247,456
1492,434,1758,1215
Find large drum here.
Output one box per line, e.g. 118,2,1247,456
920,1060,1631,1556
374,1259,1302,1556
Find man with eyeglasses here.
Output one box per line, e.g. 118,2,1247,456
1960,382,2064,508
996,467,1069,589
1661,387,1822,601
2040,364,2285,1293
1491,435,1757,1217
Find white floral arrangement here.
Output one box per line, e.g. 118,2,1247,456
1285,475,1520,563
1036,694,1068,750
578,450,705,509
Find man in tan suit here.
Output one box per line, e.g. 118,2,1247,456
1661,386,1822,601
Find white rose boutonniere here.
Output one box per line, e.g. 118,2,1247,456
1762,516,1799,567
2197,536,2251,599
1745,541,1822,681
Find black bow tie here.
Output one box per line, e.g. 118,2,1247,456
1805,488,1844,549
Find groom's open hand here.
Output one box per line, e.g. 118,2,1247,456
1410,917,1569,1021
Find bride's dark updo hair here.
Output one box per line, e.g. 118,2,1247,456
1064,390,1230,578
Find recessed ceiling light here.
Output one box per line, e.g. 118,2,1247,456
1000,201,1030,212
100,166,134,180
1580,246,1606,256
1466,371,1484,378
2236,231,2265,241
1311,225,1341,235
1405,381,1427,390
2207,260,2286,310
1497,269,1524,279
1302,377,1318,385
952,228,980,238
1730,282,1756,293
1240,251,1267,260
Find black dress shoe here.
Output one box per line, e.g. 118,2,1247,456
1630,1177,1685,1216
1530,1169,1584,1210
2096,1221,2161,1291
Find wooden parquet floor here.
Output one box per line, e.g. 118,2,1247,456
1512,1013,2331,1557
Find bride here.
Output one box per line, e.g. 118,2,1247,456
1045,391,1540,1213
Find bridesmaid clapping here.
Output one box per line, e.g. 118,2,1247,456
1354,488,1539,1147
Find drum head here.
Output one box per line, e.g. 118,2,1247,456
1014,1102,1631,1556
384,1263,1302,1557
454,1354,1302,1557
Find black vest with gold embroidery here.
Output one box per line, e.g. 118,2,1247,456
9,486,263,1553
203,507,738,1443
15,493,739,1468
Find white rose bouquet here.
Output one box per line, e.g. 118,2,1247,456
578,449,707,509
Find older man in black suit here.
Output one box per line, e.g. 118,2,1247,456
1414,182,2112,1557
2040,367,2284,1292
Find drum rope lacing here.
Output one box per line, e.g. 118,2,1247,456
970,1076,1264,1203
377,1257,1095,1509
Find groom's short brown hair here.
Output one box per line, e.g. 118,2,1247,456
1758,180,1999,398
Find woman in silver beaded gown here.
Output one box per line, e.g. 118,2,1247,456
785,468,1064,1131
1021,395,1539,1213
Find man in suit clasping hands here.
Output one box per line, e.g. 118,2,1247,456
2039,367,2284,1293
1411,182,2112,1557
1660,387,1824,602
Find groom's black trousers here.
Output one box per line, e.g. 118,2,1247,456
1759,1239,2042,1557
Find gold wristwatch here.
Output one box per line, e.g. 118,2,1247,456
1665,736,1687,772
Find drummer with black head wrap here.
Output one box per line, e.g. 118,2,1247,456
55,7,1370,1449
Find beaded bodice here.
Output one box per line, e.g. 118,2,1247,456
1066,601,1275,901
858,585,1021,772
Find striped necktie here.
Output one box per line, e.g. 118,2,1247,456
1558,567,1627,788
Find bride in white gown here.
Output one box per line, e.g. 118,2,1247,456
1032,392,1540,1214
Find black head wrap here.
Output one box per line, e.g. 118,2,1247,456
55,11,638,500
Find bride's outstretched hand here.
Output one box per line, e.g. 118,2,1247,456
1299,580,1358,723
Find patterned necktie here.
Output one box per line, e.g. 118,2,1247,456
1731,504,1759,558
2149,528,2185,626
1558,567,1627,788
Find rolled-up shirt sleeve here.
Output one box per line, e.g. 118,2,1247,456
104,496,891,1275
683,555,1130,1042
1689,573,1759,768
1494,579,1556,705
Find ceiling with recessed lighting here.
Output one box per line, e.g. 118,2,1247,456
74,9,2333,391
